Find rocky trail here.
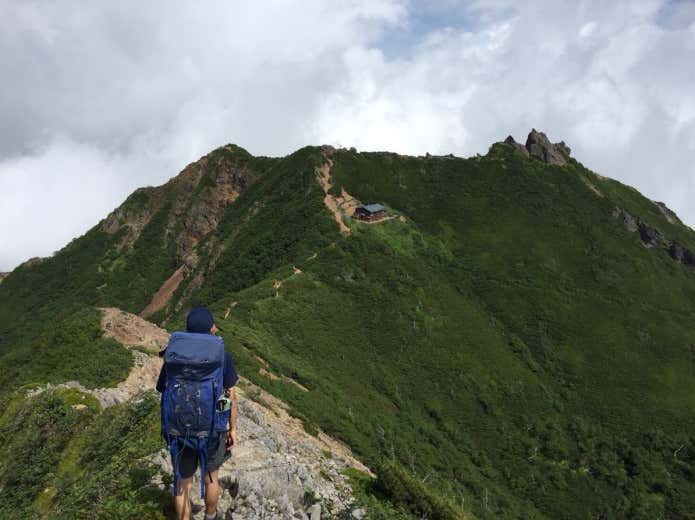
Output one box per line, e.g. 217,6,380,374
28,307,370,519
315,157,361,235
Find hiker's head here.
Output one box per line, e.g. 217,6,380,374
186,306,215,334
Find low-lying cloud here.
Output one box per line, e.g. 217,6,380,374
1,0,693,270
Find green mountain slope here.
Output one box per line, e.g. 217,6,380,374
1,132,695,519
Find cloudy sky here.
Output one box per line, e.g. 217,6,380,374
1,0,694,270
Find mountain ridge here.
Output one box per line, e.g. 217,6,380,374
2,131,695,518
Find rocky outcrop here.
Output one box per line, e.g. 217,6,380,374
637,221,667,248
100,187,163,255
615,208,695,266
616,208,638,232
100,307,170,352
500,130,572,166
19,256,45,268
0,272,7,283
504,135,529,157
164,145,252,267
170,153,246,269
525,129,571,166
668,241,695,266
654,201,682,225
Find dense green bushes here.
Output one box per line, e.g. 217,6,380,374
0,389,167,519
0,389,94,519
374,460,467,519
51,391,168,519
0,307,132,396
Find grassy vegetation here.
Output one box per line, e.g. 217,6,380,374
1,142,695,518
0,307,132,397
194,146,334,303
209,145,695,518
0,389,167,519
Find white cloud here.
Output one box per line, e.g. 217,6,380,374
1,0,694,269
316,0,695,222
0,139,144,267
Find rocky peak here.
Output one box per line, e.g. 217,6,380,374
525,129,571,165
98,145,258,316
504,135,529,157
501,130,572,166
168,145,251,270
101,145,252,267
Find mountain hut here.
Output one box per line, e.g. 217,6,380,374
353,203,386,222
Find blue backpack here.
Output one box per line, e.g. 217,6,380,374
160,331,230,497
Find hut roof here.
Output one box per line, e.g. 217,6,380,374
361,203,385,213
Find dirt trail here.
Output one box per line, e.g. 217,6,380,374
315,159,361,234
28,306,372,518
140,265,187,318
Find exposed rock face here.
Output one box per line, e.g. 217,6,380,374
504,135,529,157
654,201,682,225
638,221,666,248
0,272,7,283
615,208,695,266
620,209,638,232
525,129,571,166
668,242,695,266
499,130,571,166
169,148,247,269
100,307,170,352
101,187,158,252
99,145,256,314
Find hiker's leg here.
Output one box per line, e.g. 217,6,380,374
204,469,220,515
174,477,193,520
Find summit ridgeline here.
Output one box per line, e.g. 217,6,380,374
2,132,695,519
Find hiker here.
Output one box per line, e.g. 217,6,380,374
156,306,238,520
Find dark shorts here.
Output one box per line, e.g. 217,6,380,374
172,435,231,479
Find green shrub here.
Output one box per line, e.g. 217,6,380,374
374,460,467,520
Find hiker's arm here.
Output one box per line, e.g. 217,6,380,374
230,386,237,432
226,386,238,446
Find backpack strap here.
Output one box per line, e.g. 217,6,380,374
197,436,208,498
168,434,184,496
